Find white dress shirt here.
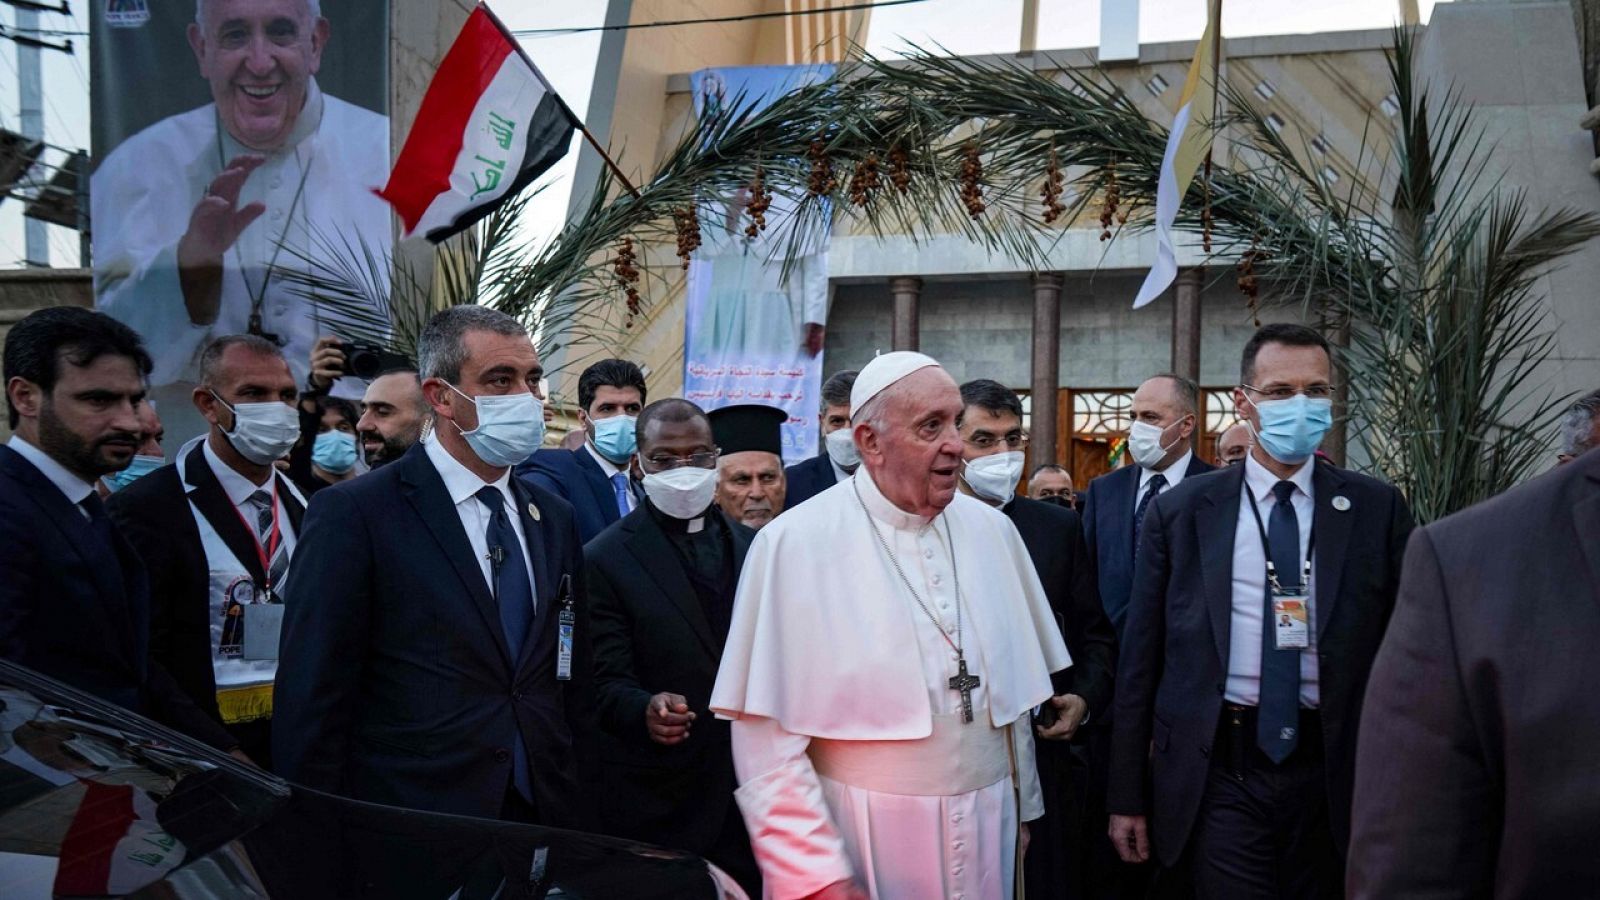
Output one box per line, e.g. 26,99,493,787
201,437,298,556
424,432,536,609
1225,453,1319,707
7,435,95,515
584,440,636,514
1136,447,1194,508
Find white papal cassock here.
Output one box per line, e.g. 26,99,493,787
711,469,1072,899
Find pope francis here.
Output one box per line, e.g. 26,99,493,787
711,351,1072,899
92,0,389,439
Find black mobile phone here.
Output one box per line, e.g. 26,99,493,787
1035,699,1059,729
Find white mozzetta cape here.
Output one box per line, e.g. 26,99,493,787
711,471,1071,737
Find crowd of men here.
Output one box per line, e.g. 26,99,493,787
2,303,1598,900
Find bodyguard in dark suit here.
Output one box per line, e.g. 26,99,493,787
956,379,1117,899
1108,325,1414,899
588,398,760,895
518,358,646,543
1349,448,1600,897
0,308,233,751
109,335,307,765
783,369,858,510
274,307,594,827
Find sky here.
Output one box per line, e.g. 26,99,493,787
0,0,1448,269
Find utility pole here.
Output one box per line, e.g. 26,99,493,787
16,3,46,266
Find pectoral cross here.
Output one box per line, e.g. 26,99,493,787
948,654,981,724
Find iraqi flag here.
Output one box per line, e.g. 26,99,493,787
376,4,577,243
1131,0,1221,308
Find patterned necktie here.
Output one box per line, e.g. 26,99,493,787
1257,480,1303,763
610,472,631,517
246,489,290,593
1132,472,1167,553
474,485,535,803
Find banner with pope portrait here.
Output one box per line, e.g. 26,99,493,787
685,64,834,465
90,0,391,442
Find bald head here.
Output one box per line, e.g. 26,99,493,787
1216,421,1252,466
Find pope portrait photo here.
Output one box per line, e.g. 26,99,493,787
91,0,392,441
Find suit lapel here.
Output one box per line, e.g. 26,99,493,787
574,448,622,524
1103,465,1136,556
398,448,512,669
626,511,720,660
1572,470,1600,614
1197,465,1245,670
511,479,557,672
183,442,270,585
1311,462,1354,635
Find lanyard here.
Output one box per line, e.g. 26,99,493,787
1244,483,1314,591
229,480,283,591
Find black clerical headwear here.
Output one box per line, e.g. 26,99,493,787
709,404,787,456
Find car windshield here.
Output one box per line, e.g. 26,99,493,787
0,663,286,898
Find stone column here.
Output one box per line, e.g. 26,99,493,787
1030,273,1064,468
1170,267,1203,381
890,276,923,351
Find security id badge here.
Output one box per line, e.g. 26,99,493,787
242,601,285,661
1272,589,1310,650
556,607,574,681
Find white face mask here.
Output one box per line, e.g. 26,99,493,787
642,466,719,520
215,395,301,465
962,450,1024,503
824,427,861,471
1127,418,1185,470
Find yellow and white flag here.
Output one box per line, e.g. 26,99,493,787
1132,0,1222,309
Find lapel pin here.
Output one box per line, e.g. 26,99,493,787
1332,495,1351,512
527,501,541,522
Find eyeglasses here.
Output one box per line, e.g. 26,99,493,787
1241,383,1337,402
641,449,720,471
964,432,1028,451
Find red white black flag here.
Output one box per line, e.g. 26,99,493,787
376,4,577,243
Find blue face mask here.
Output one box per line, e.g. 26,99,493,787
448,384,547,467
312,431,359,475
590,414,638,464
103,455,164,492
1250,394,1333,464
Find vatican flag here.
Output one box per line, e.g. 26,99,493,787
1132,0,1222,309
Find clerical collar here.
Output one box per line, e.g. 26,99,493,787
645,497,718,535
851,469,933,531
218,78,326,160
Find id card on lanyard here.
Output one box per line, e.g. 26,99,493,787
1245,484,1314,651
556,574,574,681
229,480,285,661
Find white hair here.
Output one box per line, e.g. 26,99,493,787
196,0,322,28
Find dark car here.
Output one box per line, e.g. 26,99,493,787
0,661,744,899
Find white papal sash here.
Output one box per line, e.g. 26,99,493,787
807,709,1009,796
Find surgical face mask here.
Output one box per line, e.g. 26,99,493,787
448,384,547,468
641,465,719,520
1249,394,1334,464
1127,419,1185,470
215,395,301,465
312,431,358,475
591,415,638,464
103,455,164,492
962,450,1024,503
824,427,861,471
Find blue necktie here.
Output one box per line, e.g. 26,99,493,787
610,472,631,517
1258,480,1303,763
1132,473,1166,555
475,486,535,802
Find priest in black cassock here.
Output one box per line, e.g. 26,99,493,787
586,398,761,895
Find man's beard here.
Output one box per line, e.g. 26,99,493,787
38,403,136,479
364,432,413,468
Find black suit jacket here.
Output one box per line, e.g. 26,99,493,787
586,504,755,852
1108,459,1413,867
1349,452,1600,897
1081,455,1215,640
272,443,596,826
519,447,627,544
783,453,838,510
0,445,231,749
108,440,305,728
1002,497,1116,720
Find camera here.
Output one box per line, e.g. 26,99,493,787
339,342,413,380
